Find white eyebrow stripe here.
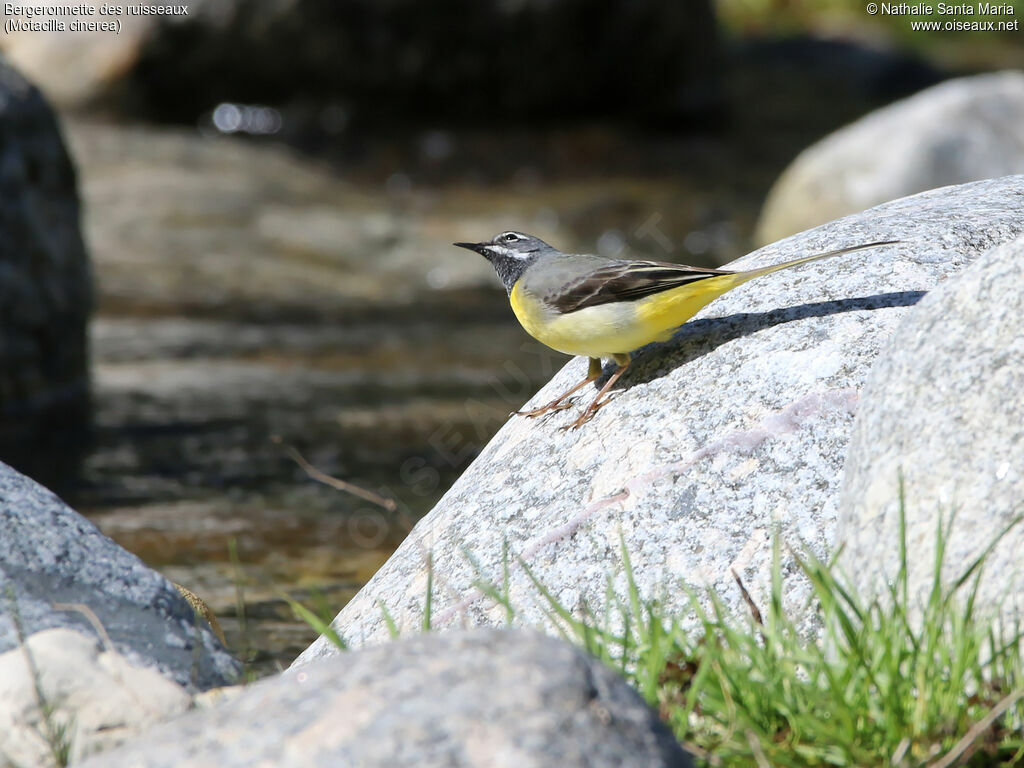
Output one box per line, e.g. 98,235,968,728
488,244,531,260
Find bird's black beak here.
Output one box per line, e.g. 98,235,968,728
454,241,492,258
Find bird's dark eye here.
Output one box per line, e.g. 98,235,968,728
502,233,520,242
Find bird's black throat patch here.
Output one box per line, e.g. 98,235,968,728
489,252,535,295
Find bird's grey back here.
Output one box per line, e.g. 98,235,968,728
519,250,611,300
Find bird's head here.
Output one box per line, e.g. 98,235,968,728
454,231,555,294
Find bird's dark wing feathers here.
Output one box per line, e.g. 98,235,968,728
548,260,735,314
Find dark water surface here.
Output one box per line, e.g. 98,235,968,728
78,312,554,676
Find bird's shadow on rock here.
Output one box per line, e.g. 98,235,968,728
602,290,927,389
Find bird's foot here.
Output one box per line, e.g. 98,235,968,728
512,398,577,418
560,394,616,431
512,364,604,421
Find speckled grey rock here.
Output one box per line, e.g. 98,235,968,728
756,71,1024,244
0,56,92,485
295,176,1024,665
837,233,1024,622
0,461,239,690
83,629,692,768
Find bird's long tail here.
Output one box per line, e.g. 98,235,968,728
642,239,900,344
729,239,900,287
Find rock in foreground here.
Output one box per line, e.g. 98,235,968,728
297,176,1024,664
84,629,692,768
838,233,1024,622
0,628,191,766
0,461,239,690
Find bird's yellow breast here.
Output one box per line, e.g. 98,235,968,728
509,275,743,358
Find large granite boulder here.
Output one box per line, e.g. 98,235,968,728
295,176,1024,664
0,461,239,690
0,57,92,487
837,233,1024,623
83,629,692,768
756,71,1024,244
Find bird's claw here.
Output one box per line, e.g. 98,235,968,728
513,399,576,418
558,394,615,430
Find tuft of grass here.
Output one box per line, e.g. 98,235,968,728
543,507,1024,767
423,552,434,633
227,538,256,673
6,588,75,768
293,499,1024,766
281,591,349,652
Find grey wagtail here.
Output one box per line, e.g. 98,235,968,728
455,232,898,429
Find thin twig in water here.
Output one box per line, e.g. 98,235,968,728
273,436,397,512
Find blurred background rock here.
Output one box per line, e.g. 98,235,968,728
0,60,92,491
0,0,1019,677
